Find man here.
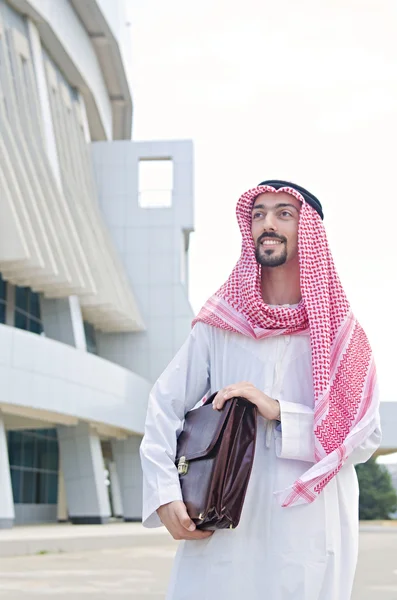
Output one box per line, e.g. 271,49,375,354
140,180,381,600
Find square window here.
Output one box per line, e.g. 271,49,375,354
138,159,173,208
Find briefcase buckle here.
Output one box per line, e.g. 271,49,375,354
177,456,189,475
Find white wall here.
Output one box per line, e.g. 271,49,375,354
91,139,195,382
0,324,151,434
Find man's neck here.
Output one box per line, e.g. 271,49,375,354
260,259,301,306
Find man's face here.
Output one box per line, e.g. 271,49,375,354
251,192,301,268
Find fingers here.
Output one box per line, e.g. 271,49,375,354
174,502,196,532
187,529,214,540
174,522,214,540
160,502,215,541
213,382,253,410
171,503,214,540
212,389,226,411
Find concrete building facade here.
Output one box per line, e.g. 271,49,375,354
0,0,194,527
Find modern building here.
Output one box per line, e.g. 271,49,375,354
0,0,194,527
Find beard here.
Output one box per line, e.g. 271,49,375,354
255,233,288,267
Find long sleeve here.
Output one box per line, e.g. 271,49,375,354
140,322,211,528
275,392,382,467
275,400,315,463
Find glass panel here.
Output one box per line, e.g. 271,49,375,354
29,318,43,335
15,286,28,312
47,473,58,504
10,468,22,503
22,433,36,468
0,274,6,301
47,440,59,471
36,437,49,470
22,470,35,503
33,429,47,438
30,292,41,320
84,321,97,355
0,302,6,324
8,432,22,466
15,310,28,331
36,471,47,504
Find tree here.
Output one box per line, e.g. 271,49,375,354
355,458,397,520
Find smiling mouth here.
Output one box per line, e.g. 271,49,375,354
261,239,283,246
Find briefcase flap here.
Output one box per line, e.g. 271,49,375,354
176,400,233,462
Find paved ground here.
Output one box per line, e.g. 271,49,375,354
353,529,397,600
0,529,395,598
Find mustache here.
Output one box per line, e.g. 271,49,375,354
257,232,287,245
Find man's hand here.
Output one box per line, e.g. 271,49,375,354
157,501,214,541
213,382,280,420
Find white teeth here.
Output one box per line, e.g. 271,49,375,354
262,240,281,245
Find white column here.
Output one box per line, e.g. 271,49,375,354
0,415,15,528
57,463,68,522
108,461,123,518
111,436,143,521
58,422,111,524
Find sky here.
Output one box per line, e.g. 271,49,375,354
125,0,397,409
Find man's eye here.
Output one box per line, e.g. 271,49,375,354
253,212,263,219
280,211,292,217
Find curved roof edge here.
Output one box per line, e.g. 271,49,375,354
70,0,133,140
7,0,132,140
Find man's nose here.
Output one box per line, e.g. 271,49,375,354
263,213,277,231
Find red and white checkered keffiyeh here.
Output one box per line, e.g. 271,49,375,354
193,185,379,507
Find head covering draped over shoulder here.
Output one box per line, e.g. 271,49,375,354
193,182,379,508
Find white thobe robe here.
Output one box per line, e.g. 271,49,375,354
140,322,381,600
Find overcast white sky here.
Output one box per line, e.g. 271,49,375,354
126,0,397,406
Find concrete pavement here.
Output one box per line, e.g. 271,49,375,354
0,522,170,557
0,524,395,598
353,529,397,600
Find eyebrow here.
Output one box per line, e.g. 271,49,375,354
252,202,300,214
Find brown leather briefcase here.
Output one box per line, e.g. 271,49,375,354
175,393,257,531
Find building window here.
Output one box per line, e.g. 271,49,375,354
14,285,43,335
138,159,173,208
7,429,59,505
0,273,7,325
84,321,97,355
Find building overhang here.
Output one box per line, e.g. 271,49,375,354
7,0,132,140
70,0,133,140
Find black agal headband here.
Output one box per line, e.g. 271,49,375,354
257,179,324,220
